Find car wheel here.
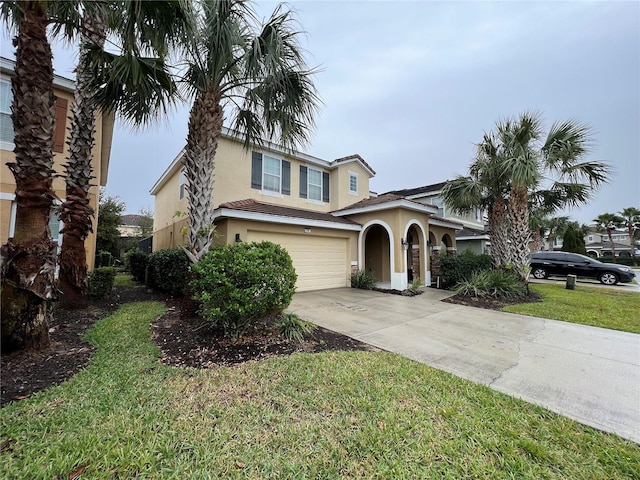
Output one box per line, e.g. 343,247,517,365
599,272,619,285
532,267,548,279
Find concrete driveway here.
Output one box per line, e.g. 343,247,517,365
289,287,640,443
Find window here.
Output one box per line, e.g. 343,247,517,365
300,165,329,202
0,79,13,144
307,168,322,201
0,79,67,152
431,197,444,217
251,152,290,195
349,172,358,195
588,235,593,242
263,155,281,193
179,169,185,199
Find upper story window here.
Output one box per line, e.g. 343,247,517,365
179,169,186,199
0,80,13,144
588,235,594,242
251,152,290,196
349,172,358,195
300,165,329,203
0,78,68,152
431,197,445,217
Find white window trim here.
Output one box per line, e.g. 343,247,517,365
1,78,14,150
262,154,283,194
179,169,186,200
348,171,358,196
306,166,323,202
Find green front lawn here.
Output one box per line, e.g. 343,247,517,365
2,302,638,478
504,284,640,334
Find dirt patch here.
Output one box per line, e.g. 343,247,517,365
1,285,375,407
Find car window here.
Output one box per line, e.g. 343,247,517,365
565,254,584,263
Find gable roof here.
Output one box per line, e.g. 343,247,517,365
384,181,447,198
150,128,375,195
216,199,361,231
332,193,439,216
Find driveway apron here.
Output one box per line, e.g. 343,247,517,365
289,288,640,444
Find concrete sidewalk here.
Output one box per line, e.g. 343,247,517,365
289,287,640,443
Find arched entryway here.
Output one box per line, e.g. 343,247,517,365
405,223,426,285
363,224,391,283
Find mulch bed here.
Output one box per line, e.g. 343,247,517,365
1,285,374,407
442,291,542,310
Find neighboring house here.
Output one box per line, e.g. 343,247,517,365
151,128,462,291
546,230,635,258
584,231,635,258
0,57,114,271
386,182,489,255
118,214,145,238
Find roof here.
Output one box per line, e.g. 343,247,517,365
121,214,144,226
216,199,361,231
456,226,490,240
332,193,439,216
0,56,75,92
150,128,375,195
584,241,633,251
384,181,447,198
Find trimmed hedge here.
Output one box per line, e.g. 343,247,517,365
147,248,191,296
439,251,493,289
88,267,116,299
125,250,149,282
190,241,297,339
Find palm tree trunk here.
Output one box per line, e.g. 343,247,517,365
181,86,223,318
1,7,56,351
508,186,531,282
607,227,616,263
58,13,105,309
628,224,636,264
488,197,510,269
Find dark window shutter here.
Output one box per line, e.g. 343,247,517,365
282,160,291,195
53,96,67,153
299,166,307,198
251,152,262,189
322,172,330,202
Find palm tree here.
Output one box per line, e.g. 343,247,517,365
58,1,193,308
499,113,609,281
0,1,59,351
532,214,570,251
180,0,319,263
442,133,512,269
593,212,626,262
619,207,640,263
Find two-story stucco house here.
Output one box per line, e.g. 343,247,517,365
0,57,114,271
386,182,489,255
150,128,462,292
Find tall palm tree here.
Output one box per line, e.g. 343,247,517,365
58,1,193,308
593,212,625,262
442,133,512,269
180,0,319,263
0,1,59,351
619,207,640,263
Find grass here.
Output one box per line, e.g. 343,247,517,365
504,284,640,334
113,273,137,286
2,302,639,478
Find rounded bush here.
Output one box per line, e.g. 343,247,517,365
190,241,297,338
147,248,191,296
88,267,116,299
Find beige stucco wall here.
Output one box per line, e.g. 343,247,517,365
0,87,105,271
152,136,373,241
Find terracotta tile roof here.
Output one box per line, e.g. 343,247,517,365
332,154,376,175
218,199,359,225
385,181,448,197
332,193,435,213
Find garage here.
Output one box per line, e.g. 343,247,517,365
246,230,349,291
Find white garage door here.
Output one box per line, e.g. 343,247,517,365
247,231,348,292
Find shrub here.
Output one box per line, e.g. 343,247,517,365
439,251,492,289
600,256,634,267
147,248,190,296
88,267,116,299
278,313,316,342
95,250,113,268
126,250,149,282
455,270,527,300
190,242,297,339
351,269,377,289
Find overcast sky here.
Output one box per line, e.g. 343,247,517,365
3,0,639,224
